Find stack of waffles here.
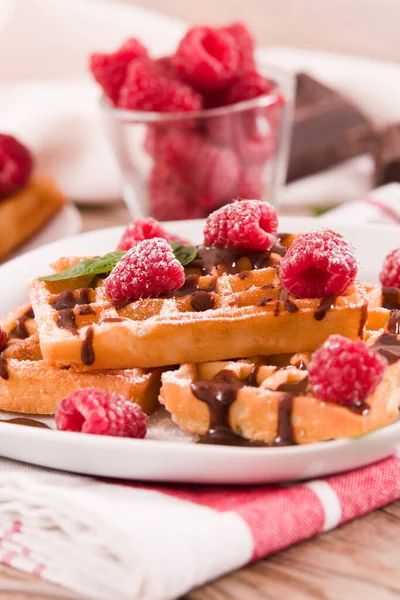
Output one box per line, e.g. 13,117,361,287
1,199,400,445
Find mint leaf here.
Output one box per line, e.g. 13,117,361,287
39,252,126,282
170,242,197,266
38,243,198,282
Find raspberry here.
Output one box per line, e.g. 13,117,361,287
280,230,357,298
236,166,264,198
89,38,149,105
0,327,7,351
148,163,203,221
221,23,255,74
221,71,274,105
380,248,400,288
117,218,187,251
174,26,239,91
55,388,147,437
308,335,387,405
0,134,33,198
234,109,274,164
204,199,278,251
119,58,202,112
189,142,240,205
105,238,185,302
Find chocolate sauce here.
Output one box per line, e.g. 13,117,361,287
387,310,400,335
274,377,309,446
162,274,217,299
57,309,77,335
358,301,369,338
382,286,400,310
81,326,95,366
4,418,50,429
190,291,215,312
269,242,287,258
189,246,271,275
314,296,337,321
52,288,92,311
371,333,400,365
237,271,250,280
24,307,34,319
0,355,8,380
257,297,273,307
274,288,299,317
348,401,370,416
262,283,275,290
245,364,260,387
294,360,308,370
9,316,30,340
75,305,95,316
100,317,126,323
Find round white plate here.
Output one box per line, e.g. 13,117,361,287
0,217,399,484
5,203,82,263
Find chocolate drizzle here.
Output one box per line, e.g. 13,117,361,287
57,309,77,335
9,316,30,340
274,377,309,446
190,291,215,312
3,418,50,429
314,296,337,321
387,310,400,335
358,301,369,338
100,317,126,323
81,326,95,366
162,274,217,299
348,401,370,416
371,333,400,365
0,355,8,380
52,288,92,310
257,297,273,307
75,305,95,316
274,288,299,317
382,286,400,310
188,245,271,275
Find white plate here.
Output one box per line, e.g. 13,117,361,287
4,203,82,263
0,216,399,484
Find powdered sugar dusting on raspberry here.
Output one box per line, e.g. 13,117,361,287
106,238,185,302
280,229,357,298
380,248,400,288
204,199,278,251
309,335,387,405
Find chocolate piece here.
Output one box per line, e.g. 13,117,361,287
287,73,378,182
371,332,400,365
190,291,215,312
375,123,400,185
382,286,400,310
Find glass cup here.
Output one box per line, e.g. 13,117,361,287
101,65,294,220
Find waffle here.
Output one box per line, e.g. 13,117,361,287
29,238,369,371
0,174,65,261
365,284,400,331
0,304,161,415
159,350,400,445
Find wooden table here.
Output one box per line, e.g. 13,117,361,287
5,0,400,598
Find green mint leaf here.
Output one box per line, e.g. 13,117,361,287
38,252,126,282
170,242,197,266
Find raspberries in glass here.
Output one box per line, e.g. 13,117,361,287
280,230,357,298
0,134,33,198
55,388,147,438
117,218,187,251
105,237,185,302
380,248,400,289
308,335,387,406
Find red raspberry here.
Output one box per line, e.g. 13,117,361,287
89,38,149,105
308,335,387,405
105,238,185,302
148,163,203,221
221,71,274,105
174,26,238,91
221,23,255,74
55,388,147,437
0,134,33,198
380,248,400,288
119,59,202,112
117,218,187,251
236,166,264,198
234,109,274,164
280,230,357,298
204,199,278,251
0,327,7,351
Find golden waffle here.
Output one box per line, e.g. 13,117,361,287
0,174,65,261
29,237,368,371
0,304,161,415
365,284,400,331
159,349,400,445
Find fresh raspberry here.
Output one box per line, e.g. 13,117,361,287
221,23,255,74
221,71,274,105
236,166,264,198
148,163,203,221
380,248,400,288
174,26,238,91
204,199,278,251
280,230,357,298
0,134,33,198
105,238,185,302
55,388,147,437
189,142,240,205
233,109,274,164
119,58,203,112
89,38,149,105
0,327,7,351
117,218,187,251
308,335,387,405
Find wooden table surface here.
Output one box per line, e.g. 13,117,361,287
5,0,400,598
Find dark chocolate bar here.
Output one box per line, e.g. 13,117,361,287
375,124,400,185
287,73,379,182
